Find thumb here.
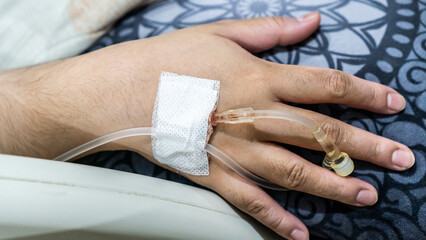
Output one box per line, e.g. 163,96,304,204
207,11,320,52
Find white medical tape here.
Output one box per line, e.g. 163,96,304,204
151,72,220,175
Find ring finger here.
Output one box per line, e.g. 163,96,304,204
212,138,378,207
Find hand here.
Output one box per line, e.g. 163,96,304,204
1,11,414,240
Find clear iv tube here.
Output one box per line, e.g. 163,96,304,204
55,107,353,191
54,126,287,190
253,110,315,130
253,110,340,157
253,110,354,176
214,108,355,177
205,144,286,191
54,127,154,162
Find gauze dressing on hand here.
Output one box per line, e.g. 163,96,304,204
151,72,220,175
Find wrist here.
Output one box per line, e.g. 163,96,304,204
70,50,157,157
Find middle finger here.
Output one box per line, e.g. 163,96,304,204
253,103,415,171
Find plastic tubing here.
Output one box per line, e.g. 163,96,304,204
213,108,354,177
55,107,354,191
54,126,287,190
54,127,154,162
253,109,316,129
254,110,354,177
205,144,286,191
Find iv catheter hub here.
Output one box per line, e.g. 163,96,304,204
214,107,355,177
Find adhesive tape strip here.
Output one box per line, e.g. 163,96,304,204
151,72,220,175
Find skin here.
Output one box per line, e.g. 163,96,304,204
0,12,415,240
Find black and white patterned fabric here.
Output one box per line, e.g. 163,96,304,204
78,0,426,239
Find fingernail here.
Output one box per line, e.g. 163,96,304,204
356,189,377,206
392,149,415,169
387,93,406,111
297,11,318,22
290,229,307,240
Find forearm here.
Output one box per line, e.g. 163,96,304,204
0,50,157,160
0,61,87,158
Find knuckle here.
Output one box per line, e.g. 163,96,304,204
328,181,347,200
265,16,289,30
284,162,308,189
367,86,381,105
268,214,285,231
323,70,352,99
244,199,269,217
251,63,271,83
239,197,284,231
368,141,381,161
246,63,275,97
320,120,349,147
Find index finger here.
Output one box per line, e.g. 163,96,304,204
268,65,406,114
